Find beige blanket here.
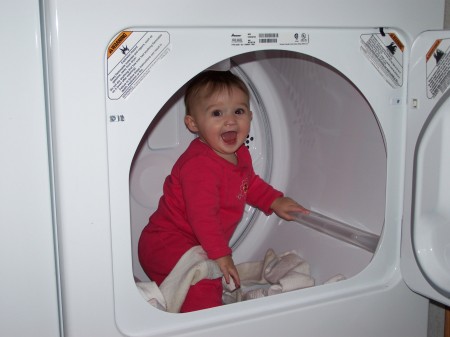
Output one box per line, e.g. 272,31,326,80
136,246,345,312
137,245,222,313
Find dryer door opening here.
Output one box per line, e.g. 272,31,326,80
129,50,386,288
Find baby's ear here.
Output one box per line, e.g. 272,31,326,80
184,115,198,133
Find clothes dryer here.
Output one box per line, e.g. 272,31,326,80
12,0,450,336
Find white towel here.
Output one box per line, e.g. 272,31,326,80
136,280,166,311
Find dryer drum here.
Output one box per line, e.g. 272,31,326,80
129,50,386,288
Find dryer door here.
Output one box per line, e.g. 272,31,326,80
401,30,450,306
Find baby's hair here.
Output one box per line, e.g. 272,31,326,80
184,70,250,115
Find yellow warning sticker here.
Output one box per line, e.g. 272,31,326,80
426,39,450,99
389,33,404,52
361,32,404,88
107,31,132,58
426,39,442,62
107,31,170,100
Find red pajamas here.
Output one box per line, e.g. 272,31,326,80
138,139,282,312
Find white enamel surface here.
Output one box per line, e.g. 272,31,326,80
107,28,406,334
35,0,445,336
402,30,450,305
0,1,60,336
415,100,450,296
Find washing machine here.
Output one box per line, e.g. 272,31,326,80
3,0,450,336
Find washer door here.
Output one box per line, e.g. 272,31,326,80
402,30,450,306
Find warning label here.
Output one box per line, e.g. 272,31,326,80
107,31,170,100
361,33,404,88
426,38,450,99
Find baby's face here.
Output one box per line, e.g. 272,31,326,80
185,86,252,162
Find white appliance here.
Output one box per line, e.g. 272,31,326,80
2,0,450,336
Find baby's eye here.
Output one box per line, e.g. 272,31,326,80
212,110,222,117
235,108,245,115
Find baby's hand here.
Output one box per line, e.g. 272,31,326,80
270,196,309,221
215,255,240,288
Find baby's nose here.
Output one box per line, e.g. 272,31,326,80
224,113,237,125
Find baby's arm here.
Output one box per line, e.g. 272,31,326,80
270,196,309,221
215,255,240,288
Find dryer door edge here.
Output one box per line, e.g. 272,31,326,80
401,30,450,306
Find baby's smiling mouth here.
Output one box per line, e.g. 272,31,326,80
221,131,238,145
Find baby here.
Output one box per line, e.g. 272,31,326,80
138,70,309,312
